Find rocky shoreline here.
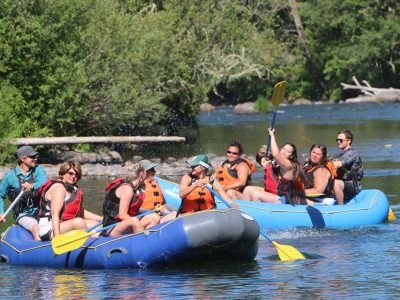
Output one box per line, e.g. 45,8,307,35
0,153,258,179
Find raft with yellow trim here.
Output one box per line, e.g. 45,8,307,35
0,209,259,269
157,177,390,230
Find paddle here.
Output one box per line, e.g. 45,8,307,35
265,81,288,157
85,221,103,232
52,205,163,255
205,185,306,261
2,190,25,219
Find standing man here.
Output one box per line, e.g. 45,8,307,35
333,130,363,205
0,146,48,240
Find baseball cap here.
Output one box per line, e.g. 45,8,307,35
186,154,212,169
140,159,159,171
16,146,39,158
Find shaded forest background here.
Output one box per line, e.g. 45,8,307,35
1,0,399,163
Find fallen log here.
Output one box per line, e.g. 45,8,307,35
341,76,400,103
11,136,185,146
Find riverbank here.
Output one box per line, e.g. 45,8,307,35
0,153,258,179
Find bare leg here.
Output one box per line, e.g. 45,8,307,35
160,212,177,223
242,186,264,201
140,213,160,229
109,217,144,236
252,190,280,203
60,217,88,234
227,189,243,199
334,179,344,205
30,223,41,241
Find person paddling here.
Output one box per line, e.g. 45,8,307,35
0,146,48,240
37,162,88,241
242,128,304,204
102,161,157,236
179,154,238,214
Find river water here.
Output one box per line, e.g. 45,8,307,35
1,103,400,298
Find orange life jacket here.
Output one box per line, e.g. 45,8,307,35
182,176,215,214
326,160,337,178
141,178,165,210
217,158,256,191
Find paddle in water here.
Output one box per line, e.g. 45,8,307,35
52,205,163,255
265,81,288,157
205,185,306,261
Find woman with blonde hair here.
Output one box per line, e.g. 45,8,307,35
102,161,157,236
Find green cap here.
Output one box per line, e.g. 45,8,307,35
140,159,158,171
186,154,212,169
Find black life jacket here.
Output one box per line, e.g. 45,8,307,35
7,168,39,216
102,178,143,227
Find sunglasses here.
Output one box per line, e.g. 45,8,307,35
28,155,38,160
336,138,346,143
226,150,240,156
67,171,78,177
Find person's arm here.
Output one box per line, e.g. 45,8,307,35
0,171,14,217
83,209,103,221
115,185,135,221
213,181,239,209
222,163,249,191
269,128,293,171
179,175,206,199
304,168,331,195
50,184,67,237
33,165,49,190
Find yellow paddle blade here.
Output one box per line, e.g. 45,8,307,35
272,241,306,261
51,230,91,255
271,81,288,111
388,208,396,221
306,193,325,198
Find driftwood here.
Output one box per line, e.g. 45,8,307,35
11,136,185,146
341,77,400,103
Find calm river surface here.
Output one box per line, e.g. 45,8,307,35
1,103,400,298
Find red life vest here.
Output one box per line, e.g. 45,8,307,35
217,158,255,191
38,179,80,220
182,176,215,214
102,177,144,227
61,186,84,221
141,178,165,210
263,163,295,196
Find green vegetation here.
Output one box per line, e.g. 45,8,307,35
0,0,399,163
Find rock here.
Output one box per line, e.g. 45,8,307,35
233,102,257,114
200,103,215,112
345,96,379,103
293,98,312,105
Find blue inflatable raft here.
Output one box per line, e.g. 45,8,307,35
157,177,390,231
0,209,259,269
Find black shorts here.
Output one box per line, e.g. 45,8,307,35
343,181,357,202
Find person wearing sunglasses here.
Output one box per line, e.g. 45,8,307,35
332,129,363,205
179,154,237,214
37,161,103,241
216,142,255,198
242,128,304,204
0,146,48,240
302,144,335,205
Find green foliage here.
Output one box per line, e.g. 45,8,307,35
297,0,400,101
254,96,271,113
0,0,399,163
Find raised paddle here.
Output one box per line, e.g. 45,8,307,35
1,190,25,220
51,205,163,255
205,185,306,261
265,81,288,157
